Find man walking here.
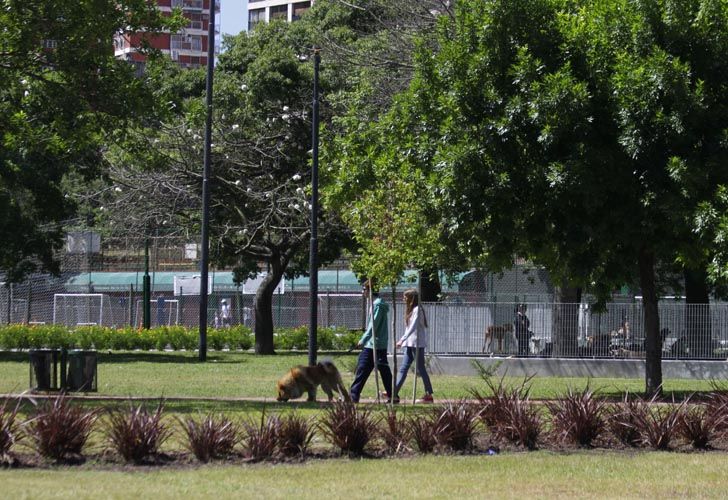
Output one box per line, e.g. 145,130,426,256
349,281,393,403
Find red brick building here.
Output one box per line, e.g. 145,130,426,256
114,0,220,69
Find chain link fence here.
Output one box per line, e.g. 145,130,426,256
1,233,726,359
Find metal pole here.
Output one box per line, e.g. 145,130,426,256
308,48,320,367
143,239,151,329
198,0,217,362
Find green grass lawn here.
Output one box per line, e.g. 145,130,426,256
1,452,727,499
0,350,719,401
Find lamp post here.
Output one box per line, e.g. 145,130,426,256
198,0,217,362
308,48,320,367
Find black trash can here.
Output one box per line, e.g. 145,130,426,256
66,350,98,392
29,349,62,391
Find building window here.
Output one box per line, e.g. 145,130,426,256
270,5,288,20
292,2,311,21
172,0,203,9
41,39,58,49
248,8,264,31
171,34,203,51
186,12,203,30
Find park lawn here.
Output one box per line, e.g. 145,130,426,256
1,452,727,499
0,350,719,401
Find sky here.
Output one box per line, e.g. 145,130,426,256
220,0,247,36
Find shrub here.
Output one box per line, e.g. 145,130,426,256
611,394,683,450
319,401,378,456
0,398,22,464
380,408,411,454
434,400,480,452
678,402,728,449
277,413,316,458
547,386,608,447
496,395,542,450
331,328,361,351
472,375,538,447
407,409,439,454
106,401,171,463
637,402,684,450
705,391,728,436
178,414,239,462
275,327,309,350
241,412,280,462
26,395,99,460
608,394,648,447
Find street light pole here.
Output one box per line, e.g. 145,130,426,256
308,48,320,367
198,0,217,362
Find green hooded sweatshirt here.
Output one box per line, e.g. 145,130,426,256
359,297,389,350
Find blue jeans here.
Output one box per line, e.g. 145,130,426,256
349,348,393,403
395,347,433,396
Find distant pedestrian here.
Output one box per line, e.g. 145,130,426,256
395,289,434,403
220,299,232,327
349,281,393,403
514,303,531,356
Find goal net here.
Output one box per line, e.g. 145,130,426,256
135,298,180,327
53,294,115,327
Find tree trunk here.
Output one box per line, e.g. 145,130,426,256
552,284,581,357
253,255,288,355
684,267,711,358
639,247,662,397
418,269,441,302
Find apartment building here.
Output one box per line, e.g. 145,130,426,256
114,0,220,70
246,0,312,31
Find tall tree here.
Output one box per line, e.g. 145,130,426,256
95,20,350,354
0,0,178,281
401,0,728,395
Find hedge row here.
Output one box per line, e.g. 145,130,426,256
0,324,361,352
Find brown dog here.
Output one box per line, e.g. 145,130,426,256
483,323,514,353
276,360,350,402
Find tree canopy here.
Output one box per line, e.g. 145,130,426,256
341,0,728,395
0,0,178,281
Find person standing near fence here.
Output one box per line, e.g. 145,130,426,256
349,282,393,403
395,288,434,403
514,303,531,356
220,299,232,327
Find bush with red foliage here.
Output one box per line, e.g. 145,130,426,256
106,401,171,463
26,395,99,461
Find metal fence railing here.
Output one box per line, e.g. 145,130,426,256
2,282,728,360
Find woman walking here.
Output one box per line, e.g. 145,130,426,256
395,289,434,403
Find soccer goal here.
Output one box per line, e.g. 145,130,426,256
53,294,114,327
134,298,180,327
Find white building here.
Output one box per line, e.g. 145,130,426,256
246,0,312,31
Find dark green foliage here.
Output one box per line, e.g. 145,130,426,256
547,386,608,447
0,324,253,351
178,414,239,462
0,1,179,281
26,395,99,460
106,401,171,463
277,413,316,458
319,401,379,456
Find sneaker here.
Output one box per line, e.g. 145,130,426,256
416,394,434,404
379,392,399,403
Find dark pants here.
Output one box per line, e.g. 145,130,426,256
349,348,393,402
517,335,530,356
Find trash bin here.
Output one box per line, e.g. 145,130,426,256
29,349,62,391
66,350,98,392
